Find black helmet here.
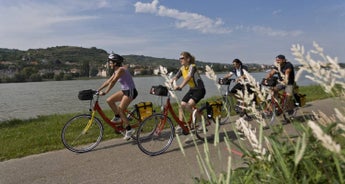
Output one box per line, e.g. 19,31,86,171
108,52,124,62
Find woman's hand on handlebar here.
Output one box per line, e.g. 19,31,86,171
174,86,182,91
98,91,106,96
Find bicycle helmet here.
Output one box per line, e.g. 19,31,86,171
108,52,124,66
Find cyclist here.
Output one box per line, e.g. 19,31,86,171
170,51,206,129
98,52,138,140
264,54,296,114
223,58,253,115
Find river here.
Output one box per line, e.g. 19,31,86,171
0,72,316,122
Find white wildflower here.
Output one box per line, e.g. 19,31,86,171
235,118,269,159
308,120,341,154
205,65,217,81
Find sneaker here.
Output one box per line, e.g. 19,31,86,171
175,126,182,134
111,116,122,123
123,128,135,140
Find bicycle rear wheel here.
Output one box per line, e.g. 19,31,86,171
195,106,217,142
61,114,103,153
136,114,174,156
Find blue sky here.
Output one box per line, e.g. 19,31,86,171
0,0,344,64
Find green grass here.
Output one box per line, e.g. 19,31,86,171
0,85,333,161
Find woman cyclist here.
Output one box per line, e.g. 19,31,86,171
170,51,206,129
98,52,138,140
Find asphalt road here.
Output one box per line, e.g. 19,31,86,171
1,98,343,184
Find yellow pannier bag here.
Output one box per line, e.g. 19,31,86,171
135,102,153,120
206,101,223,119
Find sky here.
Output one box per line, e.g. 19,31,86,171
0,0,344,64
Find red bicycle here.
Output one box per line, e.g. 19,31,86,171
61,89,151,153
260,79,298,126
136,85,217,156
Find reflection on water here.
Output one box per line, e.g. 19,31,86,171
0,72,316,122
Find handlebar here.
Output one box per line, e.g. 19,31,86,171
218,78,235,85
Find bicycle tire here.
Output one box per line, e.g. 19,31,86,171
136,114,174,156
219,94,234,125
195,105,217,142
126,108,144,141
61,114,104,153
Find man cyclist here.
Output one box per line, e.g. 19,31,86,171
264,54,296,114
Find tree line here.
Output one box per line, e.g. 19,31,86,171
0,46,265,83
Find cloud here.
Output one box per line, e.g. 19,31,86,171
134,0,232,34
250,26,303,37
272,9,282,15
0,2,98,34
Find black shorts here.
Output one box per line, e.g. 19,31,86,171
182,88,206,104
122,88,138,99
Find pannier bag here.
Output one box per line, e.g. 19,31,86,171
294,93,306,107
261,77,278,87
135,102,153,120
78,89,95,100
206,101,223,119
218,78,231,85
150,85,168,96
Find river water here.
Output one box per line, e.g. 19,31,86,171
0,72,316,122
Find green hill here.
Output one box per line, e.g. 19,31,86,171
0,46,266,83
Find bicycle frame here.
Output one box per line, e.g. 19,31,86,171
87,93,141,133
161,96,195,134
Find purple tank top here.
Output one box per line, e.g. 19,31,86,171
118,68,135,90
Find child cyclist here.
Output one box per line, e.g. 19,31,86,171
98,52,138,140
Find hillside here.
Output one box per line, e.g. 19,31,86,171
0,46,265,83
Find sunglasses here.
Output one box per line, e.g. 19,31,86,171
179,57,184,60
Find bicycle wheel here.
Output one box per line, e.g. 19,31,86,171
219,94,234,125
195,105,217,142
136,114,174,156
61,114,104,153
259,100,277,126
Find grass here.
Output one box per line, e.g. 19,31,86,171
0,85,330,161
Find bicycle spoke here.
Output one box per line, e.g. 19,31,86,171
61,115,103,153
137,114,174,156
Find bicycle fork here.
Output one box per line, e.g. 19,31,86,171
82,111,97,134
154,116,167,136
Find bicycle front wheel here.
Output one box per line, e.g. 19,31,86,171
195,106,217,142
136,114,174,156
219,94,235,125
61,114,104,153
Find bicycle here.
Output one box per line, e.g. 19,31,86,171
61,89,151,153
259,79,298,126
136,85,217,156
217,78,252,124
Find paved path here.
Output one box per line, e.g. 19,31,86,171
0,98,344,184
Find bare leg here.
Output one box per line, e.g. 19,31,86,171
118,95,133,127
106,91,124,116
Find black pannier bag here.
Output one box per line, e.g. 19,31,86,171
218,78,231,85
78,89,95,100
261,77,278,87
150,85,168,96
